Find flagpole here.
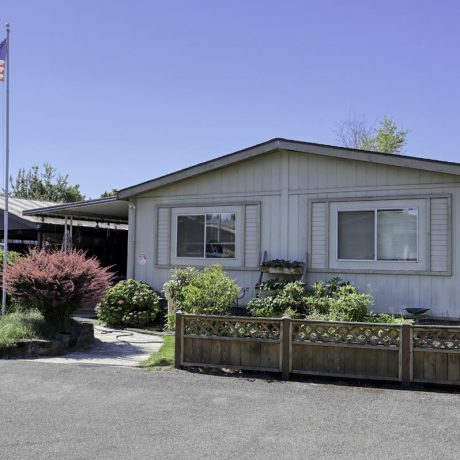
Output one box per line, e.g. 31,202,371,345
2,23,10,315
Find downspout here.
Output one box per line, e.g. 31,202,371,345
127,198,137,279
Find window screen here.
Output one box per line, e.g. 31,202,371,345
337,208,418,262
177,215,205,257
205,213,236,258
177,213,236,258
377,209,417,261
338,211,375,260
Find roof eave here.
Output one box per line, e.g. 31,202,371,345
117,138,460,199
117,139,283,199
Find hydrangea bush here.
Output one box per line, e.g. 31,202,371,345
96,279,160,327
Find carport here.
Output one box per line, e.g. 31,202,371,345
22,197,129,277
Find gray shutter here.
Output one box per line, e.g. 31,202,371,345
157,207,171,266
244,204,260,268
311,202,328,269
430,197,450,273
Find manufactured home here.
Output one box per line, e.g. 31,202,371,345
27,139,460,318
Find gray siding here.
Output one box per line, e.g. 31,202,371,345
129,149,460,318
430,197,450,272
310,201,328,269
157,207,170,266
244,204,260,268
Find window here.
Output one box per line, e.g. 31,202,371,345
176,213,236,259
338,208,418,261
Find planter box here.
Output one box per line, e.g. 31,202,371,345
259,266,304,275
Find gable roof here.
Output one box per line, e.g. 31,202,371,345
118,138,460,199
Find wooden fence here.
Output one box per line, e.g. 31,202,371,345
175,313,460,386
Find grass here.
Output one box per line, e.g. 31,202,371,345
0,309,60,349
141,335,175,370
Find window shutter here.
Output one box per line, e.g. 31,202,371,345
157,207,171,266
311,202,328,269
430,197,450,273
244,204,260,268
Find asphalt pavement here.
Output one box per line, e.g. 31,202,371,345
0,361,459,460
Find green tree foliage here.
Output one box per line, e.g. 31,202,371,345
100,189,118,198
361,118,409,154
9,163,85,203
336,115,409,154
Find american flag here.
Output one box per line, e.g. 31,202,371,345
0,39,6,82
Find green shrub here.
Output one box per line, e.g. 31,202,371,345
0,248,22,268
96,279,160,327
166,312,176,330
304,277,351,314
275,281,306,310
6,248,113,329
255,277,299,291
181,265,240,315
247,277,375,323
327,285,372,322
247,281,307,317
365,312,408,324
163,267,199,309
282,307,301,318
246,297,280,317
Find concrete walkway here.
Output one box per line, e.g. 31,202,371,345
28,322,163,367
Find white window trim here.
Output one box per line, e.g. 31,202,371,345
329,199,427,272
336,207,419,263
170,206,244,268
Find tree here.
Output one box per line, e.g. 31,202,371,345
100,189,118,198
9,163,85,203
335,115,409,154
335,113,373,150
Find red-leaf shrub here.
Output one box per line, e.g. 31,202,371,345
6,248,114,327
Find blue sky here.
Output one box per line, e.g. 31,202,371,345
1,0,459,198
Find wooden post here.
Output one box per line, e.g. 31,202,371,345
399,324,412,385
174,310,183,369
281,316,291,380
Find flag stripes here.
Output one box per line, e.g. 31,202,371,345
0,39,6,82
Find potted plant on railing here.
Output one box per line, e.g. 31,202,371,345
260,259,304,275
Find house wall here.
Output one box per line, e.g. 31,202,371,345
129,149,460,318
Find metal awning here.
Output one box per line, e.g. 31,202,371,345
23,197,129,225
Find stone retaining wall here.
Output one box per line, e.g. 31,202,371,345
0,322,94,359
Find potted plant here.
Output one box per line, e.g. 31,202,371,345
260,259,304,275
